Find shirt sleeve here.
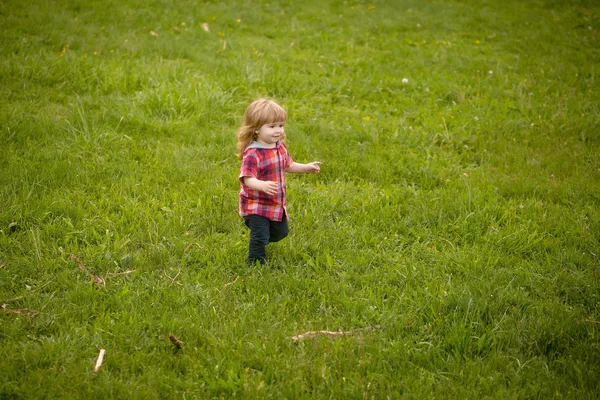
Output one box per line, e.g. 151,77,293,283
239,149,258,184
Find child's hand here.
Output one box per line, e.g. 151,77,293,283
261,181,279,195
306,161,322,174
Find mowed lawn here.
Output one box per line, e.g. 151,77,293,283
1,0,599,398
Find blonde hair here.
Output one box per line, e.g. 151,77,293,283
236,99,288,156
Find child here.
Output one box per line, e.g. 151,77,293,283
237,99,321,265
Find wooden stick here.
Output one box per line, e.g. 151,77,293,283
168,333,184,349
71,254,105,287
292,330,354,343
94,349,106,372
291,326,383,343
1,303,39,316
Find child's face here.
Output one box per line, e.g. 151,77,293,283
256,121,285,147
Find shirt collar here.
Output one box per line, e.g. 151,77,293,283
246,141,278,150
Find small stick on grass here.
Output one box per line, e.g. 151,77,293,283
71,254,105,287
292,330,354,343
168,333,184,349
2,303,39,316
291,326,382,343
94,349,106,372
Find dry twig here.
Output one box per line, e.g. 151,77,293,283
292,330,353,343
94,349,106,372
168,333,184,349
71,254,105,287
291,326,382,343
2,303,39,316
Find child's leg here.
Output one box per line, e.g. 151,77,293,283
244,215,270,265
269,214,289,243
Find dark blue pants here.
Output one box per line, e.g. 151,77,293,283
243,214,289,265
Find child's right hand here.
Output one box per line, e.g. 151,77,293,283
261,181,278,196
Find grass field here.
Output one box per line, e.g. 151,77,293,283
1,0,599,398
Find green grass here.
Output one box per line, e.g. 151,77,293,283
1,0,599,398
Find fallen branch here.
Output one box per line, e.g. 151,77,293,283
291,325,382,343
71,254,105,287
94,349,106,372
168,333,184,349
2,303,39,316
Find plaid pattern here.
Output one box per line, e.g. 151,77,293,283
239,141,293,222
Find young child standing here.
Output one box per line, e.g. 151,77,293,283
237,99,321,265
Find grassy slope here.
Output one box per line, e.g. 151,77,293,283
1,0,599,398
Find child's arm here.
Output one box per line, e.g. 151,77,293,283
287,161,321,174
243,177,279,196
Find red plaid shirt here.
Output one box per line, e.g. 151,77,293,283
239,141,293,221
